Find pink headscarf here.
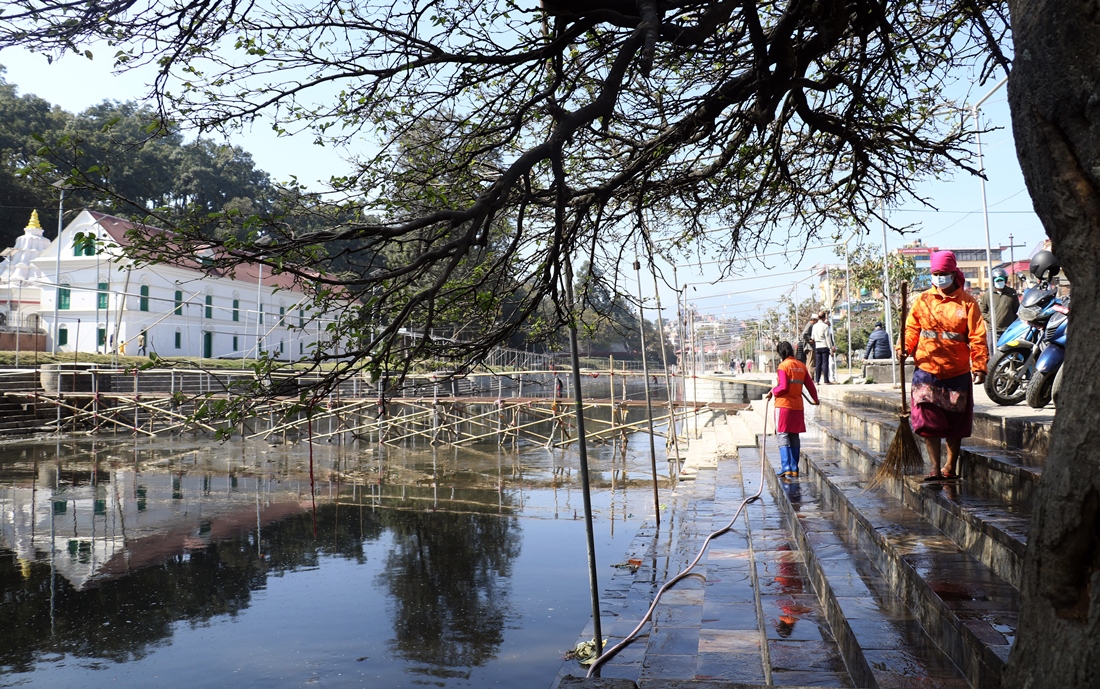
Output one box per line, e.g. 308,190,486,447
930,250,965,290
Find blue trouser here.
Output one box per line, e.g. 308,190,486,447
814,347,831,383
777,432,801,474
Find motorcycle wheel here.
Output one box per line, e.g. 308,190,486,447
1025,369,1054,409
1052,366,1064,406
984,349,1029,405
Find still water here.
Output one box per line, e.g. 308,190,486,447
0,416,671,688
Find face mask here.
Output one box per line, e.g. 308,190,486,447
931,274,954,288
994,280,1006,289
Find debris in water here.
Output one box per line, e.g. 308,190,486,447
564,638,608,666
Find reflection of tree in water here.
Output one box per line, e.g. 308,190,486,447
0,504,382,673
379,490,522,678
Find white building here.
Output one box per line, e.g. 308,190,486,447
0,209,339,360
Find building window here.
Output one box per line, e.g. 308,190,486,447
174,330,182,349
232,299,239,322
259,304,264,325
174,290,183,315
98,282,109,310
279,306,285,328
279,340,284,354
299,341,303,355
73,235,95,256
139,285,149,312
57,326,68,346
58,286,70,310
97,327,106,347
232,335,239,351
205,294,213,319
298,309,304,328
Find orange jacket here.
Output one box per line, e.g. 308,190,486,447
773,357,813,410
903,287,989,378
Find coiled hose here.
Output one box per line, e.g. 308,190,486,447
585,397,773,677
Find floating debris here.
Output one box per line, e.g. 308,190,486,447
564,638,608,665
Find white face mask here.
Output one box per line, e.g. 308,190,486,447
931,273,954,288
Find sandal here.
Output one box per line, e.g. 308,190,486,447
923,471,944,482
941,470,959,480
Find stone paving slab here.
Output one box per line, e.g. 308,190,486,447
553,412,852,689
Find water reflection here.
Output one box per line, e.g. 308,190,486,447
0,422,662,685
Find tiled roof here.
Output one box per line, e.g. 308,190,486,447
86,210,305,293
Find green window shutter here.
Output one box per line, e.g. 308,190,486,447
57,328,68,346
232,299,239,322
98,282,108,310
205,295,213,319
58,287,70,310
139,285,149,311
298,309,304,328
259,304,264,325
174,290,183,315
279,306,285,328
97,328,106,346
174,331,181,349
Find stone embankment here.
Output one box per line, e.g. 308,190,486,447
556,380,1053,689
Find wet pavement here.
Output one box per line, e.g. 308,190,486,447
554,416,855,688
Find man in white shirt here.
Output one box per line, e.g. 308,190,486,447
810,310,836,384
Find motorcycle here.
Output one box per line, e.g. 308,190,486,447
984,283,1063,405
1025,302,1068,408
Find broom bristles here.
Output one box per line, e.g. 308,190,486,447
868,413,925,489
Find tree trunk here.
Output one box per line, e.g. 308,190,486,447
1004,1,1100,686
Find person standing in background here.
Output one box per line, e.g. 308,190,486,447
811,311,835,384
980,267,1020,335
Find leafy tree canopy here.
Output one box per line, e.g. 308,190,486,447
0,1,1010,392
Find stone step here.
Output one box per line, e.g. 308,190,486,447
813,415,1030,589
744,444,971,689
822,389,1052,459
814,398,1044,510
772,433,1018,689
555,434,855,688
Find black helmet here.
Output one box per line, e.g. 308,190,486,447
1029,250,1060,282
992,267,1008,281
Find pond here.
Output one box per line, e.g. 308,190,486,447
0,412,673,688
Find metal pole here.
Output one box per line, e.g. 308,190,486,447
648,250,682,463
15,280,22,367
634,257,661,527
1009,233,1016,290
563,254,602,657
52,188,65,354
879,203,897,385
974,105,999,347
845,240,853,380
255,263,263,358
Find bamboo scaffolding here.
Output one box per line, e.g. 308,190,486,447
40,396,158,437
552,410,693,447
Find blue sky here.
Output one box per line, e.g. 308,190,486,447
0,46,1048,322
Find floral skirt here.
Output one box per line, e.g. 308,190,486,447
909,368,973,439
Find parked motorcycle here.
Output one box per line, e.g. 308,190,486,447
1025,301,1069,408
984,284,1063,405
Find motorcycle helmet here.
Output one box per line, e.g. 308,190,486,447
1029,250,1060,282
992,267,1008,281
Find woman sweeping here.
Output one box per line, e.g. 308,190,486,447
766,341,819,478
901,250,989,480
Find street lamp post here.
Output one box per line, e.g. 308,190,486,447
50,183,69,354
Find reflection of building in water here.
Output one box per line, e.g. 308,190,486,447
0,467,312,591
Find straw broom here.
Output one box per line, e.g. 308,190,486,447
869,281,924,488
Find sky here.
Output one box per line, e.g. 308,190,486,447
0,44,1049,326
